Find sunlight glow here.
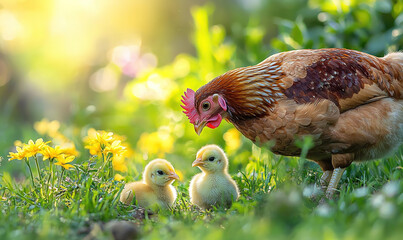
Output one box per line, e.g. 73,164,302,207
173,57,191,77
137,127,174,158
89,67,119,92
131,73,174,100
392,29,401,38
224,128,242,153
112,45,157,77
0,10,22,41
317,12,329,22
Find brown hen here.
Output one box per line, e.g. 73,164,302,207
181,48,403,198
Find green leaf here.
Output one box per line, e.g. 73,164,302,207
291,24,304,45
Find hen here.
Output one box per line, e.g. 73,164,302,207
181,48,403,198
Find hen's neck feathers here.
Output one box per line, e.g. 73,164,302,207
195,62,286,120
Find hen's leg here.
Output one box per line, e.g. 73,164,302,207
325,153,353,199
325,168,345,199
320,170,332,190
317,159,333,191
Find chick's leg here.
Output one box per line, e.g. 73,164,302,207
325,168,345,199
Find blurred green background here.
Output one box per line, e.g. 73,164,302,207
0,0,402,176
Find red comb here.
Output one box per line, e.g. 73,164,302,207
181,88,198,124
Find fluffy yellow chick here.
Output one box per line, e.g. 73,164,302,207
189,145,239,209
120,159,179,209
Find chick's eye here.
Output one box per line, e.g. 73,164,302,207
202,101,210,111
208,156,215,161
157,170,164,175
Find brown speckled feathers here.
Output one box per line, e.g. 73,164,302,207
273,49,402,110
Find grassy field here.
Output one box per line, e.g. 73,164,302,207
1,134,402,240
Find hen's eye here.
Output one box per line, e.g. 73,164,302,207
157,170,164,175
208,156,215,161
202,101,210,111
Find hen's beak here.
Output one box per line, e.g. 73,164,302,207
192,157,204,167
168,171,180,180
194,121,207,135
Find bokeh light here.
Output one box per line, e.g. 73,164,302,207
130,73,175,101
111,44,157,78
89,67,119,92
0,10,22,41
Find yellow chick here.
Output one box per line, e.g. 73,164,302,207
120,159,179,209
189,145,239,209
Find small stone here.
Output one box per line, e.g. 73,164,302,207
105,220,140,240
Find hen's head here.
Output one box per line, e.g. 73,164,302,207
181,88,228,135
181,64,284,135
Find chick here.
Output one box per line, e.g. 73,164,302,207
120,159,179,209
189,145,239,209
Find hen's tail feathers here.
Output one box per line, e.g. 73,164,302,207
382,51,403,98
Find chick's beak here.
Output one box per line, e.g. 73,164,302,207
168,171,180,180
194,120,207,135
192,157,204,167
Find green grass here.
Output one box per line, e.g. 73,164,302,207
1,146,402,240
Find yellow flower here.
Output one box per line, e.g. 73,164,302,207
24,138,48,158
114,174,125,181
111,133,127,143
14,140,23,147
83,129,102,155
34,119,61,137
83,128,114,155
121,143,134,158
41,145,62,161
85,143,102,156
83,129,134,160
83,128,98,144
54,154,75,170
96,131,114,148
137,130,173,157
8,146,27,161
105,140,126,156
52,132,69,143
59,142,80,157
175,169,184,182
112,155,128,172
223,128,242,153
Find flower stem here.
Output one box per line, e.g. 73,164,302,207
58,168,65,189
47,159,54,196
46,161,51,194
34,155,42,183
96,153,109,178
109,156,114,179
51,161,54,190
75,166,80,183
25,158,35,187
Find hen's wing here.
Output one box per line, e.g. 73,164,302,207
264,48,402,112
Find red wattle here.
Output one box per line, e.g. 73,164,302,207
206,114,222,129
